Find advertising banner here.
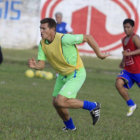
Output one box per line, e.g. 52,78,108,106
40,0,140,58
0,0,140,58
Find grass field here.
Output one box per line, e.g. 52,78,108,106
0,49,140,140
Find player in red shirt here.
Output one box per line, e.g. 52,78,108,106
116,18,140,117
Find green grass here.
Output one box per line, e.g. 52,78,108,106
0,48,140,140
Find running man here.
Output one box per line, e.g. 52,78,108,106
28,18,109,131
116,18,140,117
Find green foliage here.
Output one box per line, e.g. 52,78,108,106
0,49,140,140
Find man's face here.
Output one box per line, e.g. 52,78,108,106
55,14,62,24
40,23,54,40
123,23,134,36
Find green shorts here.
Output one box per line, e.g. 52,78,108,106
52,67,86,98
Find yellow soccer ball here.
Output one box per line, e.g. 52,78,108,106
44,72,53,80
35,70,41,77
40,71,46,78
25,69,34,78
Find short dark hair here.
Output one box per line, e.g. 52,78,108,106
40,18,56,29
123,18,135,27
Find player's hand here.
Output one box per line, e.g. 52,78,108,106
98,52,110,59
28,58,37,69
122,50,131,56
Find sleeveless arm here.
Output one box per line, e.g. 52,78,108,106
83,35,109,59
133,35,140,49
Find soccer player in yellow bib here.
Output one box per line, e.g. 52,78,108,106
28,18,109,131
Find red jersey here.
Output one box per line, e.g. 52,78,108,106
122,34,140,73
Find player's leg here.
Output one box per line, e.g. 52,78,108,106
53,97,70,121
55,95,83,108
54,94,100,125
54,68,100,125
55,94,99,110
115,70,136,116
115,78,130,101
133,73,140,88
53,97,76,131
52,74,76,130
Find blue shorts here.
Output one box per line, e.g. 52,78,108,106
117,70,140,89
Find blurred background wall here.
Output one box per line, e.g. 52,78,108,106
0,0,140,58
0,0,40,49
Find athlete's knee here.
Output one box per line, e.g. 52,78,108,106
54,96,67,107
55,99,64,107
115,78,124,90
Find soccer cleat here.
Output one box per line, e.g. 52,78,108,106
90,102,101,125
62,127,77,132
126,104,137,117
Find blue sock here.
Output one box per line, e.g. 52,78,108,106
83,100,97,111
64,118,75,129
127,99,135,106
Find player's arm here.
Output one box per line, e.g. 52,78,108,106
28,58,45,70
83,35,109,59
28,43,46,70
123,35,140,56
120,38,125,68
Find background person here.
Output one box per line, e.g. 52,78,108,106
116,18,140,117
0,46,3,64
55,12,73,34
